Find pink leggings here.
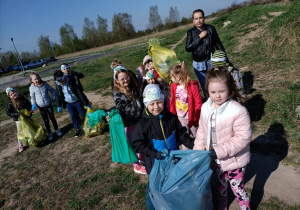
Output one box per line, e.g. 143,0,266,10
125,125,143,165
212,163,250,210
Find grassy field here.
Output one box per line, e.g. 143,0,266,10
0,0,299,209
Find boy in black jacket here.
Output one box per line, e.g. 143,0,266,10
54,64,91,137
131,84,194,210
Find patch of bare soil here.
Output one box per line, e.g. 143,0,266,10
85,89,115,110
0,142,17,163
234,11,284,52
269,11,283,17
235,27,264,52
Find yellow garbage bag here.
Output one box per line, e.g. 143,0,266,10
17,110,47,147
148,38,181,84
83,107,106,138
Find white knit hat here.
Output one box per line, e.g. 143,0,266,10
6,87,15,95
143,84,164,107
61,64,69,70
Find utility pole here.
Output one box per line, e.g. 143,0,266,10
11,38,25,74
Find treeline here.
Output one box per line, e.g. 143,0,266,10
0,6,191,68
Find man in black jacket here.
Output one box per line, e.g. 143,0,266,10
185,9,227,99
54,64,91,137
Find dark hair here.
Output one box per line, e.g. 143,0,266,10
205,67,245,104
53,70,63,81
141,77,164,95
61,63,69,67
192,9,205,19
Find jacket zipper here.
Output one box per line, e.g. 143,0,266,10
159,115,167,148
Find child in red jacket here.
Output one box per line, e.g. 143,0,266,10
169,62,203,149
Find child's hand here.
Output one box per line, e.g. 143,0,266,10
209,149,217,160
105,116,110,123
155,151,163,160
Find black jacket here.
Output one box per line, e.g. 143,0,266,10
112,87,143,127
55,71,89,108
6,95,32,121
131,108,194,174
185,24,226,62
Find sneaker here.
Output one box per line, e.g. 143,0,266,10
48,133,53,141
55,129,62,136
134,164,147,175
19,145,24,152
75,129,83,137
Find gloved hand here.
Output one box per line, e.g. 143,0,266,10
86,104,91,109
155,151,163,160
31,104,37,111
209,149,217,160
57,107,62,113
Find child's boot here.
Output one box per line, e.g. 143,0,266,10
55,129,62,137
48,133,53,141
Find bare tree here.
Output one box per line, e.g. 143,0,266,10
82,17,99,48
149,6,162,33
20,51,32,61
170,6,180,23
112,13,136,42
165,7,180,28
96,15,109,46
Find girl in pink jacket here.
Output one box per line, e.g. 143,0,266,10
194,67,251,210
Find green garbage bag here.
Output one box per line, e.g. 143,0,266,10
85,108,106,138
109,110,138,164
17,109,47,146
148,38,181,84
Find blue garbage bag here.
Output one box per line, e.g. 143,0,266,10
149,149,213,210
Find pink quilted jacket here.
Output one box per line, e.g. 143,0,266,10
193,98,251,171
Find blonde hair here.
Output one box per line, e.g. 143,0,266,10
111,58,122,68
30,72,43,84
7,89,21,109
205,67,245,104
169,62,191,92
113,69,140,102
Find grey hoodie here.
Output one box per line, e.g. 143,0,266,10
30,82,55,107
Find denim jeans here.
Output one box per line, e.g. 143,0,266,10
193,60,212,99
66,101,86,129
146,182,155,210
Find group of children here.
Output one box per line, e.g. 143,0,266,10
5,49,251,209
6,63,91,152
111,51,251,209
